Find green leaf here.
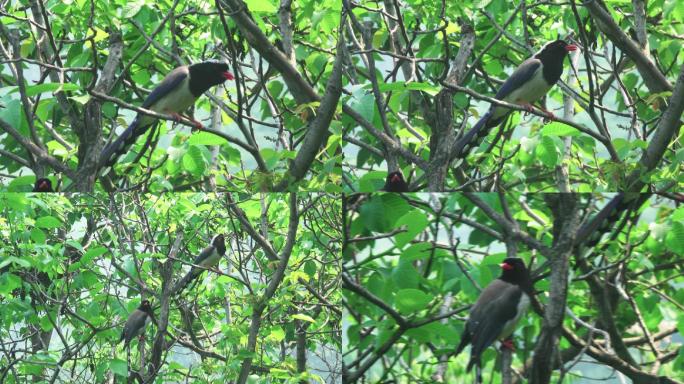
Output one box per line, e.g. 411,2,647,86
541,122,580,137
0,273,22,295
244,0,277,13
395,288,433,313
82,246,107,265
110,359,127,377
188,131,228,146
30,228,46,243
260,148,280,171
182,146,205,176
35,216,61,228
0,256,31,269
269,327,285,342
9,82,80,97
291,313,315,323
392,261,420,289
665,221,684,255
394,210,429,247
401,243,432,262
374,82,440,96
351,92,375,123
536,136,558,167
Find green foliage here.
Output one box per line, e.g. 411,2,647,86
0,0,341,192
342,0,684,192
0,192,340,383
344,193,684,382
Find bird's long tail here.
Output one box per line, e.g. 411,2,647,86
576,193,651,249
100,117,155,169
452,110,507,160
454,332,470,357
171,268,200,295
475,364,482,384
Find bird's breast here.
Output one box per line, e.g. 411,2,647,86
502,67,553,106
499,292,530,339
149,76,195,115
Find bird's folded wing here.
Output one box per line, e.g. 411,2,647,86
141,67,188,109
468,280,523,358
494,59,542,101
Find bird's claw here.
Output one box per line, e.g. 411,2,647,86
521,103,535,114
541,109,556,122
169,112,184,123
191,121,204,132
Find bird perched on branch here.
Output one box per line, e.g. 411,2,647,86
119,299,154,348
382,171,409,192
32,178,53,192
454,258,533,381
100,61,234,169
173,234,226,294
453,40,578,159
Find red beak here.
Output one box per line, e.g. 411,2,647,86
391,175,401,183
500,262,513,271
565,44,578,52
223,71,235,80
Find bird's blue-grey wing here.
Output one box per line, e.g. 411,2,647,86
140,66,188,109
467,280,522,359
494,59,542,100
193,245,216,266
122,309,148,343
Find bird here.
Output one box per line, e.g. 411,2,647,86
172,234,226,294
119,299,154,348
100,61,234,169
382,171,409,192
453,40,578,159
32,178,53,192
454,258,533,380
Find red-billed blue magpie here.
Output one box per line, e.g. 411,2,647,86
454,40,577,159
172,234,226,294
454,258,533,380
119,299,154,348
100,61,234,169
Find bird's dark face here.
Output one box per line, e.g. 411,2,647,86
33,178,53,192
212,234,225,247
536,40,578,60
499,258,530,284
188,61,234,96
212,234,227,255
139,300,152,314
384,171,409,192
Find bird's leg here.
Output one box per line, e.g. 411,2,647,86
500,338,515,351
519,102,535,115
538,105,556,121
168,112,204,131
518,103,555,121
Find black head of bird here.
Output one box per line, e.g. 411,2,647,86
498,257,531,285
383,171,409,192
33,178,53,192
534,40,578,85
119,299,154,348
188,61,234,97
211,234,227,256
454,258,532,376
